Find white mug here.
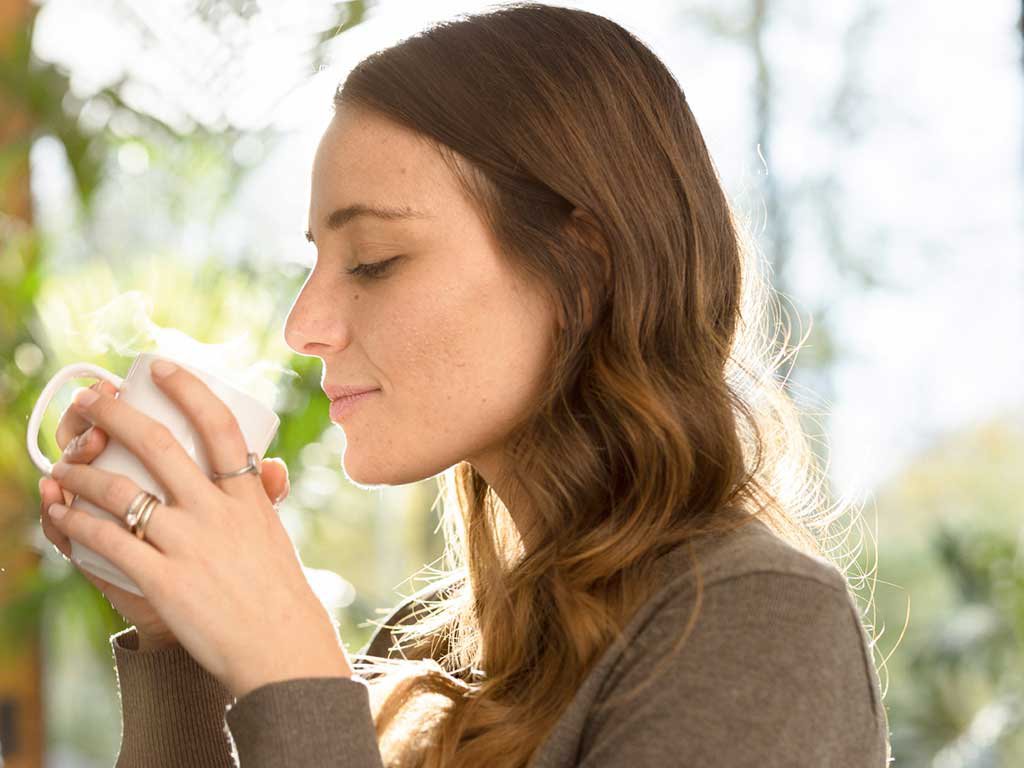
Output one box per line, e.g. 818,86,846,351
26,352,280,597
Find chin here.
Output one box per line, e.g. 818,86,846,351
340,453,450,490
340,459,391,491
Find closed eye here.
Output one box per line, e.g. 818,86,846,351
345,256,402,280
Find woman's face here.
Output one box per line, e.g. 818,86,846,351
285,103,556,494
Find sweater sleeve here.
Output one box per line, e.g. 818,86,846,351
107,583,440,766
110,620,393,768
222,676,385,768
218,604,410,767
110,626,237,767
576,572,890,768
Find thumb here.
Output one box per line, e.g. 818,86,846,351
259,458,289,504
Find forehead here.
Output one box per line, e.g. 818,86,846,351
311,106,453,217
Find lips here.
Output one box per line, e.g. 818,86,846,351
323,384,381,400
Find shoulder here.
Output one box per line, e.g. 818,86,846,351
572,517,888,766
631,514,862,639
666,513,850,590
621,516,876,692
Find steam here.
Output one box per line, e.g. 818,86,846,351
78,290,297,409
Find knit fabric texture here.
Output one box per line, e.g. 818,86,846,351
108,515,890,767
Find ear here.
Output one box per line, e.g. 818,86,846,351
560,208,611,331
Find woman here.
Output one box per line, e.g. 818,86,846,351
39,3,890,766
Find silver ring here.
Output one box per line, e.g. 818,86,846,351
211,452,260,481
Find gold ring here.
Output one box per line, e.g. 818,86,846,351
128,494,160,542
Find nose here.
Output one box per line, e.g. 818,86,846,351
283,270,350,357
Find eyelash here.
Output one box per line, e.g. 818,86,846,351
345,256,400,280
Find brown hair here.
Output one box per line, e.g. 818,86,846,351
335,4,880,766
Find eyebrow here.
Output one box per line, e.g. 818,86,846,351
305,203,431,243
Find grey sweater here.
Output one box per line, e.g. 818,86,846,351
109,516,890,766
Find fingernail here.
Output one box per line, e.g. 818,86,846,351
52,461,69,479
38,477,46,496
65,432,85,455
75,389,99,408
49,503,67,521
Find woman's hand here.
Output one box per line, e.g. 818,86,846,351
39,379,291,652
41,362,348,699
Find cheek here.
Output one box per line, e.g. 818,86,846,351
384,290,479,418
390,289,511,443
390,297,467,386
374,266,553,445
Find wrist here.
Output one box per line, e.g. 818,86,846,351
229,649,353,700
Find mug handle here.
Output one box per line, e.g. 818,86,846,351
27,363,124,477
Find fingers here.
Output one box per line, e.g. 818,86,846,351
63,424,108,461
40,478,123,604
260,458,290,504
38,478,129,601
56,380,116,452
50,382,114,532
39,476,72,559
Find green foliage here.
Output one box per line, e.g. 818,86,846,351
869,413,1024,765
0,11,103,209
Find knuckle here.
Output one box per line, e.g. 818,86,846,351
147,424,178,455
208,407,239,435
89,517,115,543
97,521,129,561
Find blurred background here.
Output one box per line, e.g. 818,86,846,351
0,0,1021,765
